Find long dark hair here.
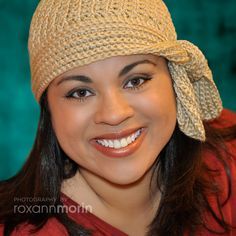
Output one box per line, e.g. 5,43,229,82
0,91,236,236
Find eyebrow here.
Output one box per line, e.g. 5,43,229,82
56,59,157,86
118,59,156,77
57,75,92,86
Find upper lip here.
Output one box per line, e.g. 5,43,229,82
93,127,143,140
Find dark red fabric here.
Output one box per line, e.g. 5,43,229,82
192,109,236,236
62,194,128,236
1,109,236,236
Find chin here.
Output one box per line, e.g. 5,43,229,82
101,169,150,186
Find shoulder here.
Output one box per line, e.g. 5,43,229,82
0,218,68,236
207,108,236,156
205,108,236,184
203,109,236,232
209,108,236,128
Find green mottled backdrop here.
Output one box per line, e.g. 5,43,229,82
0,0,236,180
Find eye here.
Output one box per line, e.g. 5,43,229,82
65,88,94,100
124,76,152,90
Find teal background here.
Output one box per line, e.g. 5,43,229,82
0,0,236,180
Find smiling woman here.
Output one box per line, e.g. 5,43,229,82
0,0,236,236
48,55,176,186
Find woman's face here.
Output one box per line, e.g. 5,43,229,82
47,54,176,185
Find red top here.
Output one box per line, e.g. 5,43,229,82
1,109,236,236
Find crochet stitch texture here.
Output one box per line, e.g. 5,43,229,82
28,0,223,141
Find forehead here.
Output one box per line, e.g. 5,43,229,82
55,54,162,79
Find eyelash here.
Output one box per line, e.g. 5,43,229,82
65,87,93,102
65,75,152,102
124,75,152,90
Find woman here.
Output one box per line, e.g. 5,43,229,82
0,0,236,235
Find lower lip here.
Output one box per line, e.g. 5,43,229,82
90,128,147,158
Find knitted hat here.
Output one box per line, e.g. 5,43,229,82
28,0,223,141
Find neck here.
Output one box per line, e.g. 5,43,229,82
61,165,160,234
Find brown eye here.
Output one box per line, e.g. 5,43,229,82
66,88,94,100
124,76,152,89
74,89,88,97
130,78,142,86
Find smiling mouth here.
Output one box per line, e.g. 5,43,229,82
96,128,144,149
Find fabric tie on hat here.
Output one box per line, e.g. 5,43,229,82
28,0,223,141
168,40,222,140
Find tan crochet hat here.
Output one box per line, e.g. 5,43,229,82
28,0,223,141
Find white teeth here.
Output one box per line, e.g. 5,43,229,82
96,128,143,149
135,130,141,138
120,138,128,147
97,140,103,145
108,140,114,148
130,134,135,142
103,139,109,147
127,136,132,144
114,140,121,149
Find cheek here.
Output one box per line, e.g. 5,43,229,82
49,104,92,144
133,85,176,123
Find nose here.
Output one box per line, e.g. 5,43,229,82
94,90,134,125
